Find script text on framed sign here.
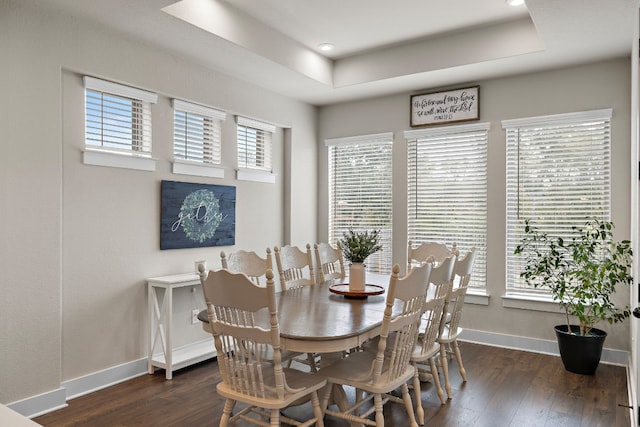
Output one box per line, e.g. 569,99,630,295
410,86,479,127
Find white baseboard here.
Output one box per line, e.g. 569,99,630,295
7,358,148,419
7,388,67,420
9,332,631,419
62,358,148,400
460,328,629,366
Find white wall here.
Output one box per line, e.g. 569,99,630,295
318,59,632,351
0,0,317,407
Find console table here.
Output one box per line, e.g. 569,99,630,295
147,273,216,379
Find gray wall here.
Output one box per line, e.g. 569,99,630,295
1,0,317,405
317,59,632,351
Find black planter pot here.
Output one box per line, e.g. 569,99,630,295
554,324,607,375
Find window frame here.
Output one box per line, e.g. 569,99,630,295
325,132,394,274
172,99,226,178
404,122,489,292
83,76,158,171
503,108,613,299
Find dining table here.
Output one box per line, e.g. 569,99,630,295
198,272,394,354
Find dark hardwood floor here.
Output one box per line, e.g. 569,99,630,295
34,342,631,426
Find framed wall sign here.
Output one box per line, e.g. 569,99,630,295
160,180,236,249
410,86,479,127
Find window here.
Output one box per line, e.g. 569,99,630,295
326,133,393,273
504,109,612,295
172,100,226,178
84,76,157,157
236,116,274,172
173,99,225,165
405,123,489,290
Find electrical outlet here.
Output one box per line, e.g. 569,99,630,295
191,309,199,325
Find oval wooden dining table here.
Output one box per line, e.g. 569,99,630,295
198,272,394,354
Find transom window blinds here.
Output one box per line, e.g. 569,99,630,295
84,76,157,156
405,122,489,289
236,116,275,171
173,99,225,165
326,133,393,273
503,109,612,294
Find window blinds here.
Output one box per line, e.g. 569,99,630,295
326,133,393,273
173,99,225,165
405,122,489,289
503,109,612,293
236,116,274,171
84,76,157,156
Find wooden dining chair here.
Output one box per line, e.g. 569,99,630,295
319,262,432,427
407,240,458,272
412,292,447,423
437,247,477,401
361,256,454,412
452,247,477,289
314,242,345,284
220,248,273,287
198,266,326,427
413,254,455,399
274,244,315,290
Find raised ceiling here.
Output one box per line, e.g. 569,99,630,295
40,0,636,105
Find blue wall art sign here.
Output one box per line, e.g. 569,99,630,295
160,180,236,250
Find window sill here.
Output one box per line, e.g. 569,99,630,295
236,169,276,183
502,293,564,314
172,161,224,178
465,289,489,306
83,149,156,172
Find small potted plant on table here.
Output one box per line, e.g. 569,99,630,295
514,218,632,374
338,228,382,292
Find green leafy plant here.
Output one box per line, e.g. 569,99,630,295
338,227,382,264
514,218,632,336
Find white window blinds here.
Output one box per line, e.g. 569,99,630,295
173,99,225,165
236,116,275,171
84,76,157,156
405,122,489,289
326,133,393,273
503,109,612,294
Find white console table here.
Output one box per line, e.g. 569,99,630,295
147,273,216,379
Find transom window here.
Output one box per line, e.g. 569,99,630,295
326,133,393,273
504,109,612,295
405,123,489,289
236,116,274,172
84,76,157,156
173,99,225,165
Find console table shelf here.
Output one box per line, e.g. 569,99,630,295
147,273,216,379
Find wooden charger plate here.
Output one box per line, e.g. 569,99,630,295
329,284,385,299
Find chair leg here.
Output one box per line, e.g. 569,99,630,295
310,390,325,427
429,357,446,405
319,383,332,414
400,383,419,427
374,393,385,427
220,399,234,427
412,366,425,425
270,408,279,427
452,340,467,382
439,344,452,400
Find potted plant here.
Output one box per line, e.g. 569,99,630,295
514,217,633,374
338,227,382,292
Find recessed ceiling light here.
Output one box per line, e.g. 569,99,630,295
318,43,334,52
506,0,525,5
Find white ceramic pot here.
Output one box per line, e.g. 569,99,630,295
349,263,366,292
